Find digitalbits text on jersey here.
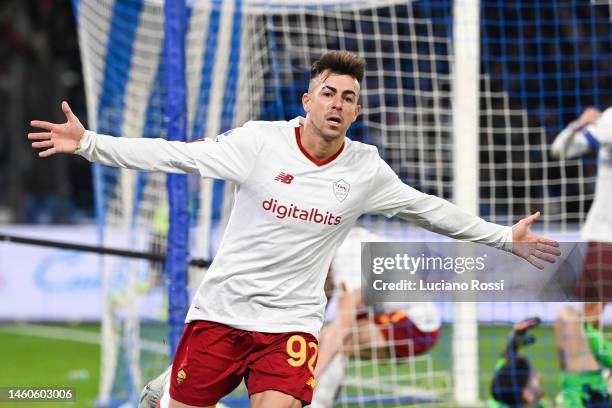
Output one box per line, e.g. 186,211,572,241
262,198,342,225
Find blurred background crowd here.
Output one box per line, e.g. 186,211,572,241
0,0,91,224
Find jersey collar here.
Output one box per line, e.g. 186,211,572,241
293,118,346,167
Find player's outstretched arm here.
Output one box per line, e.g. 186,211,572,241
390,194,561,269
551,107,601,160
28,102,260,183
28,101,197,173
29,101,85,158
510,212,561,270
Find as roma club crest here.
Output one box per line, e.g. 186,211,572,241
333,179,350,202
176,368,187,385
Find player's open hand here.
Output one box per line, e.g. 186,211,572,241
511,212,561,269
28,101,85,158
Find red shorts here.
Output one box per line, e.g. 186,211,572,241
374,311,440,358
574,242,612,301
169,321,318,406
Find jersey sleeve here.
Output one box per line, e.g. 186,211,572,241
364,156,512,251
584,321,612,368
586,108,612,147
550,123,591,159
551,108,612,159
76,124,261,184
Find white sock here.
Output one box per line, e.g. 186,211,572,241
158,380,170,408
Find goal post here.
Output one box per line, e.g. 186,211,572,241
163,0,190,359
451,0,480,404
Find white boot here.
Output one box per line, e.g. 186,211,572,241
139,365,171,408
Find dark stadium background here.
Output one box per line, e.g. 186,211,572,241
1,0,91,225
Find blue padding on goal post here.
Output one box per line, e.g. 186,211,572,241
164,0,190,358
70,0,79,24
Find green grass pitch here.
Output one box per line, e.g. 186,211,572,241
0,322,566,407
0,323,101,408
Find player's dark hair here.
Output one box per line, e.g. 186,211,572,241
311,51,365,84
490,356,531,406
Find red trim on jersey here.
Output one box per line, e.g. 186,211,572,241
295,127,345,167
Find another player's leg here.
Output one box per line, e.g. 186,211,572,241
554,305,604,407
315,286,360,375
555,305,599,373
310,353,345,408
310,287,358,408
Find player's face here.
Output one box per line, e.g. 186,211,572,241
302,72,361,140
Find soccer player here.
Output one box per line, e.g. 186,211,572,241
312,227,441,408
555,303,612,407
140,228,441,408
328,227,440,358
551,107,612,301
29,51,560,408
488,317,549,408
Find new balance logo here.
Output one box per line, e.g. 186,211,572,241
274,172,294,184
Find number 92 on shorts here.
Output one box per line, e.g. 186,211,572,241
169,320,319,406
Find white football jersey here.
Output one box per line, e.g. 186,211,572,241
552,108,612,243
78,117,511,337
